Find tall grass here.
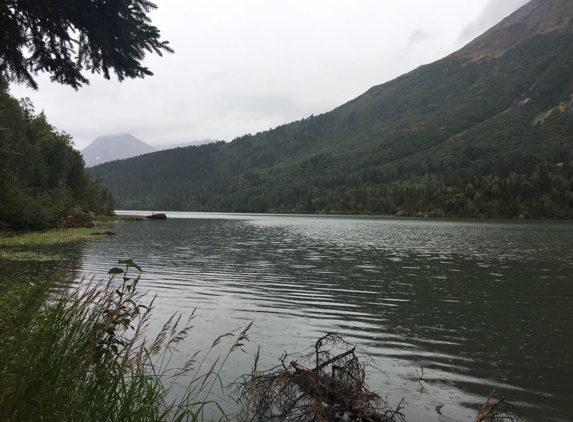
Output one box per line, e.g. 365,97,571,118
0,261,242,421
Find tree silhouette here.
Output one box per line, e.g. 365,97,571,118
0,0,173,89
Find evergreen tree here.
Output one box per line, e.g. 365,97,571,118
0,79,114,231
0,0,172,89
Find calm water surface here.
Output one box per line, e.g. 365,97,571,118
77,212,572,422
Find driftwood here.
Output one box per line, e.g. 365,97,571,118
289,360,399,422
235,333,405,422
235,334,523,422
56,207,94,228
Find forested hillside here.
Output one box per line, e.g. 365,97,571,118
89,0,573,219
0,79,114,231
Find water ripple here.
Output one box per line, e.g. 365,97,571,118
77,213,573,422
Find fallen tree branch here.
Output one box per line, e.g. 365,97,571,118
234,335,522,422
235,333,404,422
314,347,356,372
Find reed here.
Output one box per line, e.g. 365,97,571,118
0,260,237,422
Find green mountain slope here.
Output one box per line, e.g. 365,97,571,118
89,0,573,219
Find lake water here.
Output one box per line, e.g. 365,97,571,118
73,213,572,421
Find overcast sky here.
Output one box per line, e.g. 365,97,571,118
10,0,529,150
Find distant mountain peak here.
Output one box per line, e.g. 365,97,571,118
81,134,156,167
456,0,573,61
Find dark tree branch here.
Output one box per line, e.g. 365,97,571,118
0,0,173,89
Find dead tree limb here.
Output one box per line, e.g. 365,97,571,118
235,333,404,422
235,336,524,422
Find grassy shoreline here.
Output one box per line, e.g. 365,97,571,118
0,272,213,421
0,227,99,245
0,214,143,250
0,228,246,421
0,227,104,263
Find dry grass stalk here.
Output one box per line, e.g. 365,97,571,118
475,389,522,422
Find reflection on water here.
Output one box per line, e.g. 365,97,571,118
67,214,573,421
0,241,85,285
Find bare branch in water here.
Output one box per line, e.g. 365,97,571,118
475,389,522,422
234,332,405,422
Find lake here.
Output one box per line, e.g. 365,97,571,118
74,213,572,421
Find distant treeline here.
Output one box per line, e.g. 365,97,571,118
0,79,113,231
104,149,573,220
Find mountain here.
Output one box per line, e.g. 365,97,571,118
88,0,573,219
81,134,156,167
456,0,573,61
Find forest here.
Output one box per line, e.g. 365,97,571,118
0,78,114,231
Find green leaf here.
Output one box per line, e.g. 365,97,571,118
108,268,124,275
118,259,143,272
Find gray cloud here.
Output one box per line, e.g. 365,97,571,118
408,29,432,47
9,1,529,150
